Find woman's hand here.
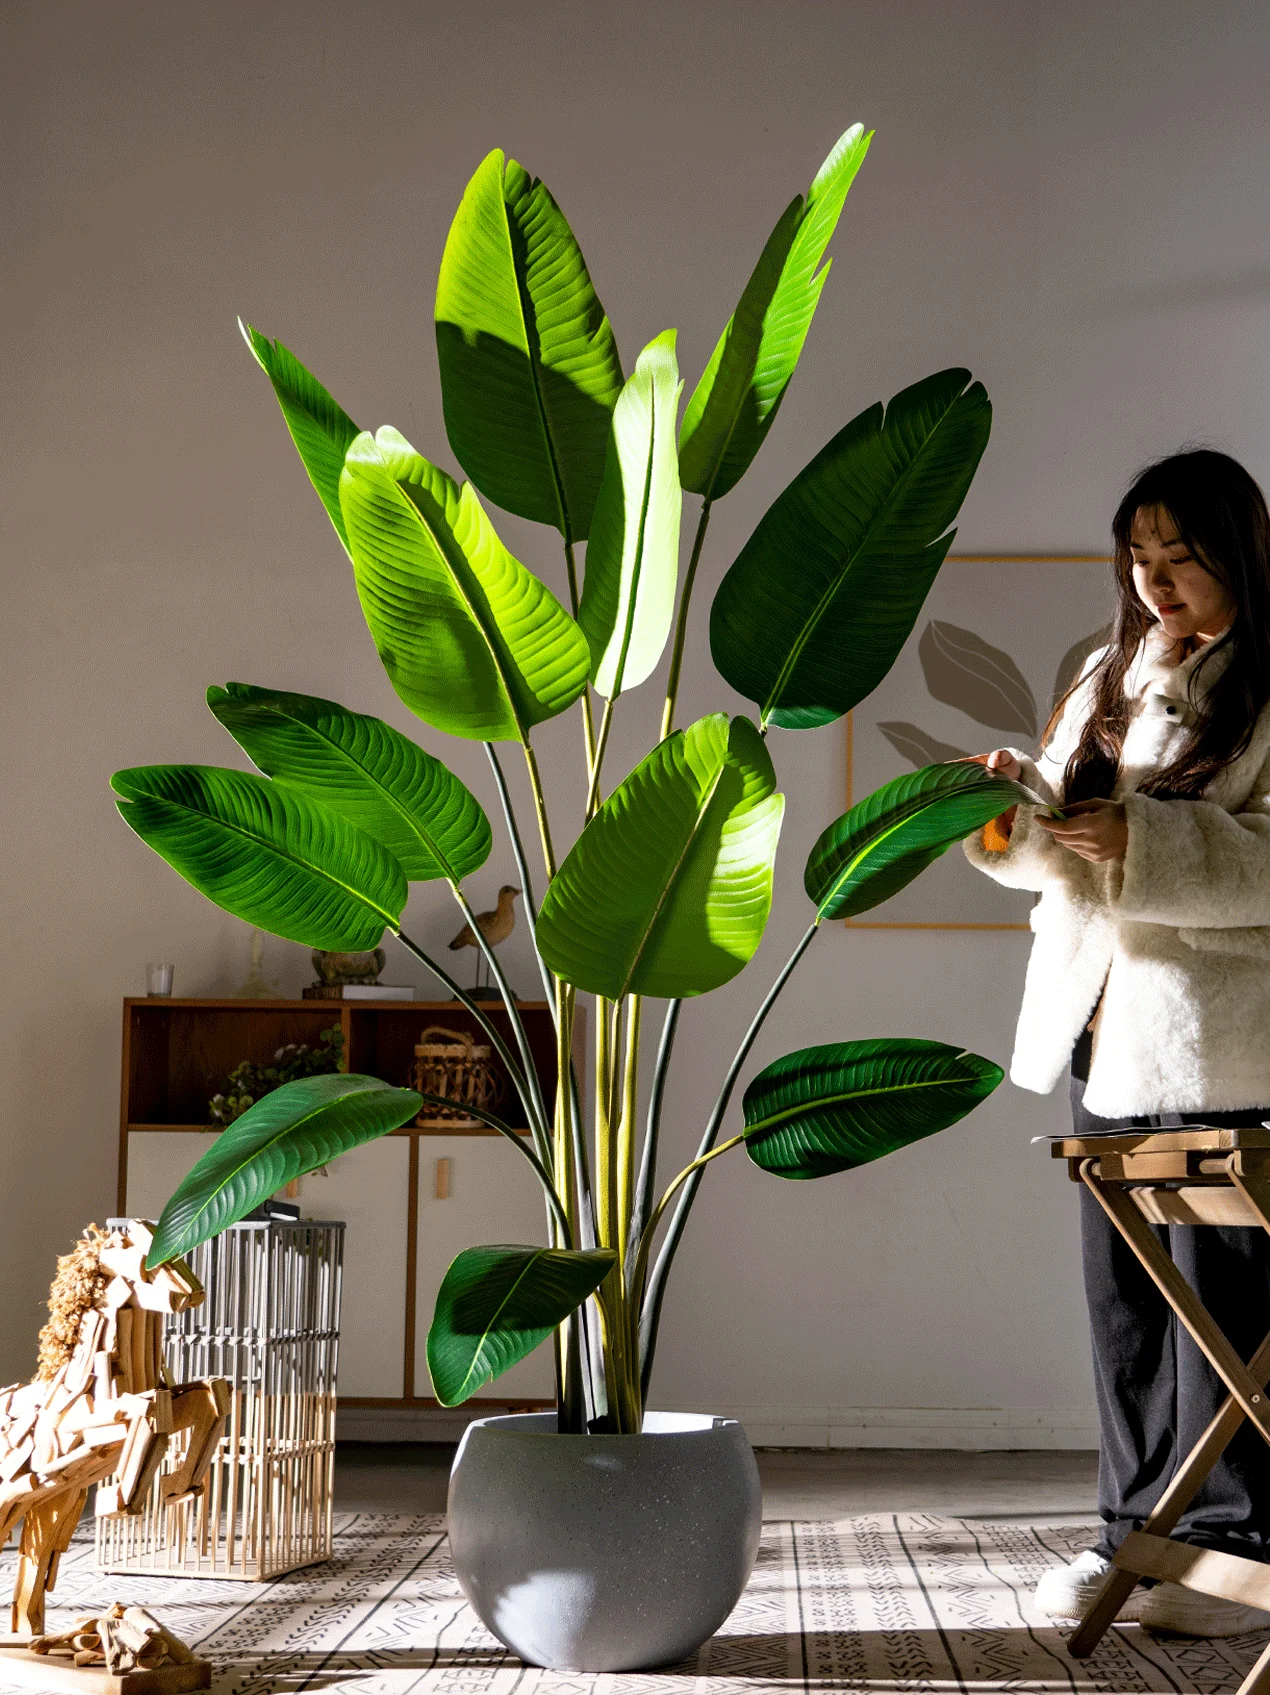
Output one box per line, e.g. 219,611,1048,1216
968,748,1022,782
964,750,1022,847
1036,798,1128,863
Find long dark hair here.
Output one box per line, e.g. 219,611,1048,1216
1058,449,1270,802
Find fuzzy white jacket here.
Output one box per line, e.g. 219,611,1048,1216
965,626,1270,1116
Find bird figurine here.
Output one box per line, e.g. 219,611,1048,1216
448,885,521,998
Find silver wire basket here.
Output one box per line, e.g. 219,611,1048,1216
95,1217,344,1580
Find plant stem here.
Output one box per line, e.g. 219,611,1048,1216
625,998,681,1291
585,696,616,819
392,930,550,1167
414,1093,569,1239
483,744,540,924
629,1131,747,1305
638,921,821,1395
660,498,713,742
594,995,614,1249
521,740,558,883
450,884,550,1137
616,995,641,1272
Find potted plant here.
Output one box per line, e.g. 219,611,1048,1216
114,126,1035,1672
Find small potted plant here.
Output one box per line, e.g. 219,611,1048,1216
115,127,1034,1672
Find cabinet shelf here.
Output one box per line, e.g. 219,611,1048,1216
118,996,583,1409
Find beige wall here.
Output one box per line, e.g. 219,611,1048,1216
6,0,1270,1435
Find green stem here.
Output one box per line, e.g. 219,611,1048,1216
660,498,713,742
585,696,616,819
638,921,820,1396
450,884,549,1136
616,995,641,1275
629,1131,747,1308
413,1093,569,1239
392,930,550,1166
594,995,614,1249
625,998,681,1291
522,740,558,882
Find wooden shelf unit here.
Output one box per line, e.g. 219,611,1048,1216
119,997,580,1410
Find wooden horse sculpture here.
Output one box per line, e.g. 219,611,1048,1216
0,1222,231,1639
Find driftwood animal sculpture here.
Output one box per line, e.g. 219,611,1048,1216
0,1222,230,1640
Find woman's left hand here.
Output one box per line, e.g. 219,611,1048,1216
1035,798,1128,863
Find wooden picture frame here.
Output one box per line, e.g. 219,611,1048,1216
842,553,1113,931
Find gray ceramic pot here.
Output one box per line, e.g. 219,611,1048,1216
447,1410,762,1672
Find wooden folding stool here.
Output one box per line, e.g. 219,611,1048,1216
1054,1127,1270,1694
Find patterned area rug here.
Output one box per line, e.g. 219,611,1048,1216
1,1512,1266,1693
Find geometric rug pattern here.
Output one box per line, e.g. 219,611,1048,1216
1,1512,1266,1693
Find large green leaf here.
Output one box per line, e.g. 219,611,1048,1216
427,1244,616,1405
679,126,872,502
339,427,591,741
537,714,784,998
710,369,992,730
435,149,624,543
806,761,1032,920
241,322,360,554
578,330,683,697
744,1038,1003,1180
112,765,406,948
207,683,491,883
147,1075,422,1268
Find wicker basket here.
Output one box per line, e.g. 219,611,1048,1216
410,1025,506,1128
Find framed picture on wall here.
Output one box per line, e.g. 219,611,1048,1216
844,554,1116,930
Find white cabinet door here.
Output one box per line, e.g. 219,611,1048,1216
307,1140,409,1399
415,1136,554,1400
125,1132,409,1400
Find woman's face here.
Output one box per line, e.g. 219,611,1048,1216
1129,506,1236,642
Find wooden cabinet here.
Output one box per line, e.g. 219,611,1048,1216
119,997,576,1409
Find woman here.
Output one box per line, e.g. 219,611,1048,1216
967,449,1270,1636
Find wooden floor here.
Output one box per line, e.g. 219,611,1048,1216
334,1441,1101,1521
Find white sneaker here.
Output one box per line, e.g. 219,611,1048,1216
1035,1549,1144,1623
1138,1581,1270,1637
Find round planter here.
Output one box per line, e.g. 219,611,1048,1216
447,1410,762,1672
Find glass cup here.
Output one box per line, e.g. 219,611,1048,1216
146,963,175,997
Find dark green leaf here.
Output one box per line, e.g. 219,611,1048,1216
112,765,406,948
805,761,1029,921
148,1074,421,1267
207,683,491,883
427,1244,616,1405
680,126,872,501
744,1038,1003,1179
710,369,992,729
537,714,784,998
435,149,624,542
241,322,360,553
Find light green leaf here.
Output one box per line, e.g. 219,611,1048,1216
240,322,360,553
435,149,624,543
207,683,491,883
578,330,684,697
679,126,872,501
338,427,591,742
112,764,406,948
744,1038,1003,1180
537,714,784,998
427,1244,616,1405
805,761,1031,920
710,368,992,729
148,1075,421,1268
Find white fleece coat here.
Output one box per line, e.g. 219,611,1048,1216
965,626,1270,1116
